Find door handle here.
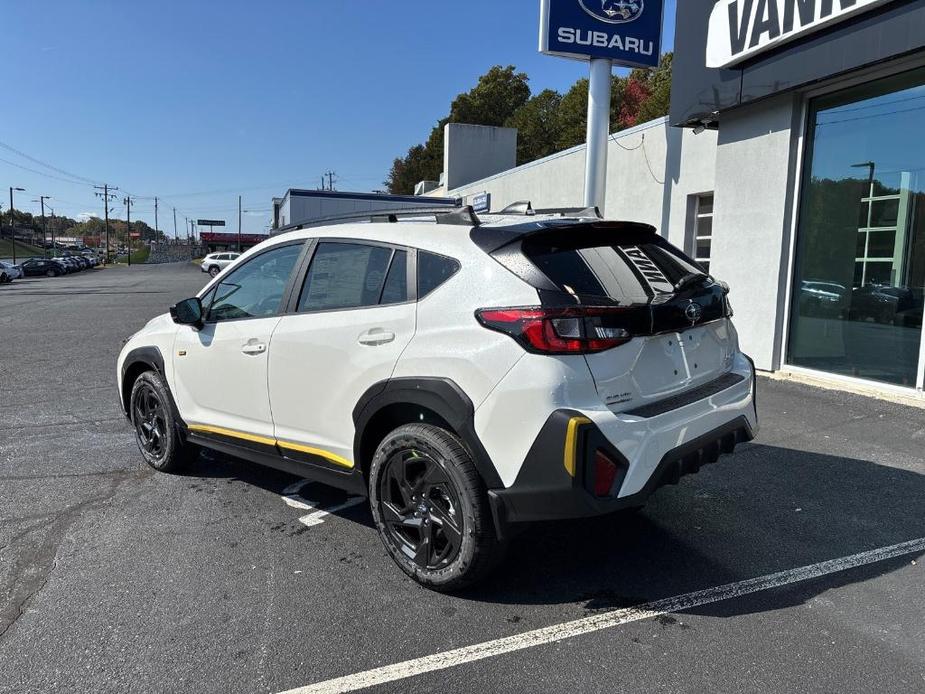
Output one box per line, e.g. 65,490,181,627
241,341,267,355
358,328,395,346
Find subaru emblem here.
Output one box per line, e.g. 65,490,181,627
579,0,645,24
685,302,703,324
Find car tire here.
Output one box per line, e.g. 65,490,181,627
369,423,504,591
0,273,7,284
46,269,56,277
209,265,220,277
129,370,198,473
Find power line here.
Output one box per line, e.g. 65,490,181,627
0,154,96,186
0,139,102,185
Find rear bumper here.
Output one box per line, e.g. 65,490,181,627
487,357,757,535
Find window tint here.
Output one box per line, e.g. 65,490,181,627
206,243,302,322
380,250,408,305
524,235,702,303
418,251,460,298
298,242,394,312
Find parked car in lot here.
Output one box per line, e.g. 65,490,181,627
20,258,64,277
0,261,23,282
118,208,757,590
51,258,71,274
200,252,241,277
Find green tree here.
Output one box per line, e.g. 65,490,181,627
386,65,531,194
506,89,564,165
635,52,673,124
556,75,626,150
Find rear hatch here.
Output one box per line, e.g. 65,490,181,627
482,221,737,413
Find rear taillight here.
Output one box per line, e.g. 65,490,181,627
475,306,632,355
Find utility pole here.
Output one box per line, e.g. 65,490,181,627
124,195,134,266
324,171,337,192
94,184,118,264
237,195,242,253
154,197,159,241
172,207,177,241
8,186,24,264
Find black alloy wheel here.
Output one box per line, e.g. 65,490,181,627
209,265,220,277
369,423,504,591
379,448,464,571
132,381,168,461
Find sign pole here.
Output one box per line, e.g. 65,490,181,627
583,57,613,213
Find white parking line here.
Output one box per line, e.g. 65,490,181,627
276,537,925,694
281,480,365,528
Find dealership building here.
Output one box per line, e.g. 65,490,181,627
421,0,925,399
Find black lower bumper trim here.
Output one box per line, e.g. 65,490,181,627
488,414,755,534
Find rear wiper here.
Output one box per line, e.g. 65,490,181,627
674,272,711,293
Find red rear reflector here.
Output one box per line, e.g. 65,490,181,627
475,306,631,355
594,449,619,497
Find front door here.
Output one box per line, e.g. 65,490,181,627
269,241,416,470
172,241,305,444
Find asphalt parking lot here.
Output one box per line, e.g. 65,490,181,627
1,263,923,693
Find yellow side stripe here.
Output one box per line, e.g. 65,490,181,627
187,424,354,469
188,424,277,447
276,440,354,469
563,416,592,477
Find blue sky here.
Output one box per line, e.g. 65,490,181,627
3,0,675,234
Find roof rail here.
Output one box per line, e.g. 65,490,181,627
534,206,602,219
274,205,477,234
498,200,534,216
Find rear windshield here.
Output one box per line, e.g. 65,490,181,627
522,232,703,304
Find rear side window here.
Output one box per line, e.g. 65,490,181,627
418,251,460,298
523,235,702,303
298,242,397,312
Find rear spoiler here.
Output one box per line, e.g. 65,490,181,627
470,220,659,255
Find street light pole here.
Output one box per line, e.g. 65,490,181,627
124,196,134,267
8,186,25,264
37,196,51,258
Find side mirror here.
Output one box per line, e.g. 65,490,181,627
170,297,204,329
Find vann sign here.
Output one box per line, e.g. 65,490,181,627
707,0,895,68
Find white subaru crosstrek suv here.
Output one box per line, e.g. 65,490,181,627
117,207,757,590
200,252,241,277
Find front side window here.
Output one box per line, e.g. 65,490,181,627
206,243,302,322
298,242,398,312
788,68,925,387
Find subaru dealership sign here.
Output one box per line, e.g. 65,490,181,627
539,0,664,67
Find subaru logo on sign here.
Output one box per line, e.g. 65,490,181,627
580,1,644,24
685,302,703,325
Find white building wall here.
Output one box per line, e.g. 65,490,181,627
443,117,718,245
710,94,800,371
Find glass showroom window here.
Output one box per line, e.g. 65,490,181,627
788,68,925,388
692,193,714,273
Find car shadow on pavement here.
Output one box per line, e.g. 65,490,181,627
179,440,925,615
459,441,925,614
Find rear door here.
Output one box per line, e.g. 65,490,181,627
268,240,416,470
517,226,735,411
